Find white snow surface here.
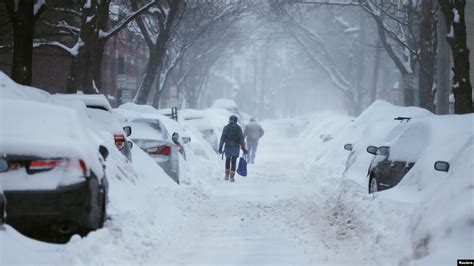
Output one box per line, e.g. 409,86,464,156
0,91,473,265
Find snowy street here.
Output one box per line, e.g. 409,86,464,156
155,134,325,265
0,113,377,265
1,0,474,263
122,125,372,265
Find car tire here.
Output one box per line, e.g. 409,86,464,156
369,175,379,194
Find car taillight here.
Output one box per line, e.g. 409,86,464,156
65,159,89,176
79,159,88,176
114,134,126,150
29,159,65,173
147,145,172,156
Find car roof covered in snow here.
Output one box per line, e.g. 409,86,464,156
127,118,168,141
54,93,112,111
386,114,474,162
0,99,98,160
118,102,157,113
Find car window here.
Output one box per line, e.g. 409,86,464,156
130,118,167,140
86,105,109,112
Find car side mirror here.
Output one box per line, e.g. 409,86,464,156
172,132,179,144
123,126,132,137
344,144,353,151
127,141,133,149
0,159,8,173
367,146,377,155
99,145,109,160
434,161,449,172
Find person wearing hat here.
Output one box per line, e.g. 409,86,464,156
244,118,264,164
218,115,248,182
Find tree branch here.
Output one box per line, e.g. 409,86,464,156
101,1,155,40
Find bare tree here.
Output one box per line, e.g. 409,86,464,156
33,0,154,93
132,0,183,104
132,0,250,107
435,1,451,114
4,0,46,85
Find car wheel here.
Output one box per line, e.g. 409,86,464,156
369,176,379,193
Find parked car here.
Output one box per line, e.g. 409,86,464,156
360,115,472,193
127,116,181,184
0,99,109,236
116,105,189,160
54,93,133,161
211,98,239,114
365,145,415,193
180,109,218,152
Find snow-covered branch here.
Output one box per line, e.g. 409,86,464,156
100,1,155,40
33,39,84,57
41,20,80,35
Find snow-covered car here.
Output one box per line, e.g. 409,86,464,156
53,93,133,161
364,115,473,193
210,99,250,126
211,98,239,114
127,117,181,184
365,145,415,193
116,104,189,160
158,111,192,145
180,109,218,152
0,99,109,236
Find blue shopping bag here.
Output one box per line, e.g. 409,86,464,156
236,157,247,177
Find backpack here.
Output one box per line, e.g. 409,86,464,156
225,123,241,147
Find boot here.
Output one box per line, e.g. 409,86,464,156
224,169,230,181
229,171,236,182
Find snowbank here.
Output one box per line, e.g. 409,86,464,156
0,74,212,264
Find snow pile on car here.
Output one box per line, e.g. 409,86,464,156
299,100,473,265
116,103,221,186
0,73,194,264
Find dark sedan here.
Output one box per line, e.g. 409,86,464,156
365,145,415,193
0,99,109,240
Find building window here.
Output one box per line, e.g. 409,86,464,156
118,56,125,74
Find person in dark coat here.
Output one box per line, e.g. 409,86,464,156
244,118,264,164
218,115,247,182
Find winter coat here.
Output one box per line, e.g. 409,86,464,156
219,121,245,157
244,121,264,144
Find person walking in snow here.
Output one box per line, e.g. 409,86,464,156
219,115,248,182
244,118,264,164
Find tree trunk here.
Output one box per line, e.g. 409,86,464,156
5,0,35,85
402,73,416,106
418,0,435,111
439,0,473,114
134,1,180,104
370,43,382,103
67,0,110,94
354,15,366,115
436,5,451,114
